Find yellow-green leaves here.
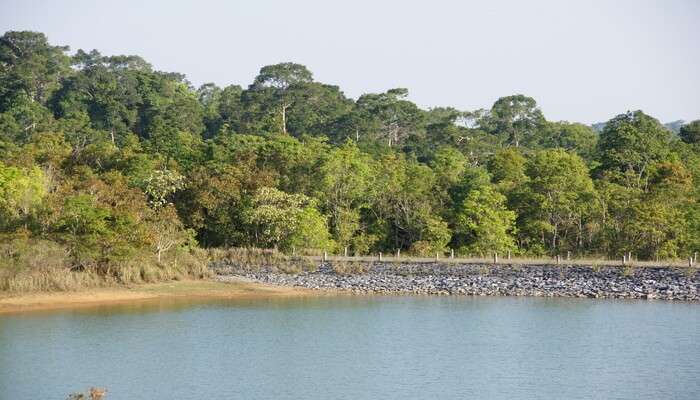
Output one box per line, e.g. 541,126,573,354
245,187,333,251
0,162,47,225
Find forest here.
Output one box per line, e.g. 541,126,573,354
1,31,699,290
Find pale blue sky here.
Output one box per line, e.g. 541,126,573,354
2,0,698,123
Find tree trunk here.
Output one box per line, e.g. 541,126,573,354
281,103,290,134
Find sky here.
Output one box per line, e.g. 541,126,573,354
1,0,699,124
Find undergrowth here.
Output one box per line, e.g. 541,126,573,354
0,238,210,293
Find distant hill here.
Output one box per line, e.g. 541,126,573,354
590,120,687,134
591,122,606,133
664,120,685,133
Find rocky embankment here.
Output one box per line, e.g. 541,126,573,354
212,261,700,301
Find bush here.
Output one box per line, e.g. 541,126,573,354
331,260,368,275
208,247,317,274
0,237,209,293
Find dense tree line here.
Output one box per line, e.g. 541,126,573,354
1,31,699,288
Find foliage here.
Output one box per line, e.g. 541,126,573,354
143,169,185,209
0,29,699,295
481,94,545,147
0,162,47,228
318,141,374,248
679,120,700,144
537,121,598,160
455,186,516,254
516,149,597,254
244,187,332,251
596,110,673,188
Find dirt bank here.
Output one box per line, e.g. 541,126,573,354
0,278,313,314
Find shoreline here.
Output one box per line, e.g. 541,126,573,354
2,261,698,314
215,262,700,301
0,278,314,314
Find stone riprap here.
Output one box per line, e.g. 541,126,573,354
212,261,700,301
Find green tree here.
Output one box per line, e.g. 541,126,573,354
146,204,193,263
537,121,598,160
517,149,597,254
371,153,449,252
252,62,313,89
455,186,516,254
244,187,332,251
404,107,472,158
241,64,352,138
143,169,185,209
318,141,375,249
596,111,673,188
679,120,700,144
341,88,425,146
44,171,151,262
174,164,247,247
51,50,143,144
242,63,314,135
197,83,244,138
482,94,545,147
54,193,113,261
0,162,47,229
487,147,527,193
598,161,694,259
0,31,70,111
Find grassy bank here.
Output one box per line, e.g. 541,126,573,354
0,238,215,293
0,244,315,294
0,279,311,314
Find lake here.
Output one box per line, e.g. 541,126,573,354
1,295,698,399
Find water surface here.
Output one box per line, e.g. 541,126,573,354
1,296,698,399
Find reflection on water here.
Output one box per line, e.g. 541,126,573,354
1,296,698,399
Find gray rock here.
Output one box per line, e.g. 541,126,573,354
212,261,699,301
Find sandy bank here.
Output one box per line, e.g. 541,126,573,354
0,278,313,314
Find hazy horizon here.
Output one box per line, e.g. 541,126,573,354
2,0,699,124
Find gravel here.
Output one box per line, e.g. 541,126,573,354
212,261,700,301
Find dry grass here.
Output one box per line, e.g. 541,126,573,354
621,263,636,277
208,247,317,273
330,260,370,275
0,239,210,294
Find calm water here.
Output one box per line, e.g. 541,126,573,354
0,296,698,400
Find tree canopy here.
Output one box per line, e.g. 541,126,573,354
1,30,699,282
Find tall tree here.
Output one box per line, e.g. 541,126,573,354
318,141,375,249
537,121,598,160
482,94,545,147
0,162,47,230
598,161,693,259
455,185,516,255
244,187,332,250
0,31,70,110
371,153,449,252
343,88,425,147
517,149,597,254
596,110,673,188
242,63,314,135
51,50,143,144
